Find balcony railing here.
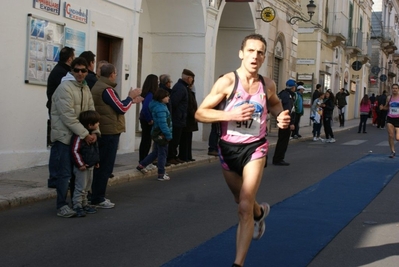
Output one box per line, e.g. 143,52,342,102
326,11,349,40
382,26,396,43
346,28,363,49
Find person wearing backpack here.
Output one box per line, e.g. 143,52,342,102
291,85,305,139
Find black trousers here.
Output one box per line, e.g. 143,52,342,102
179,131,193,161
377,110,387,128
168,126,183,160
272,127,291,163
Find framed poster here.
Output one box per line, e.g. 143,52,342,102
25,14,65,85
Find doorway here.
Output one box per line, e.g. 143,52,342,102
96,33,123,94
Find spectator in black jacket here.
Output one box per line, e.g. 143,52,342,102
335,88,350,127
312,83,322,103
272,79,296,166
321,90,336,143
46,46,75,113
377,90,388,129
167,69,194,165
179,81,199,162
46,46,75,188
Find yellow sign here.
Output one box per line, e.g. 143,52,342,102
261,7,275,23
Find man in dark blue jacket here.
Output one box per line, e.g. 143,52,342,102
272,79,296,166
167,69,194,164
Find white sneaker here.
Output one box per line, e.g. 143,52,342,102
96,199,115,209
146,163,157,171
253,202,270,240
329,138,336,143
157,173,170,181
313,137,318,141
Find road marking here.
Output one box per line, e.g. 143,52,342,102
341,140,367,145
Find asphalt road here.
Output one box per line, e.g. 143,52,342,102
0,125,397,267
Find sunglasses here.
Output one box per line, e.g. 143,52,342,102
73,68,88,73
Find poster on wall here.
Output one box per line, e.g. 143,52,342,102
25,14,65,85
65,27,86,57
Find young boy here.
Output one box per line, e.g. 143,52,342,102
136,89,172,181
71,110,101,217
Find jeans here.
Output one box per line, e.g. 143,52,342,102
48,143,58,187
312,122,322,137
139,119,153,162
140,143,168,175
51,141,73,209
338,107,345,126
358,115,368,133
91,134,120,205
72,166,93,209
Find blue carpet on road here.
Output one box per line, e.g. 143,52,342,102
162,154,399,267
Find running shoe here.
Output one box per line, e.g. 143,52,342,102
253,202,270,240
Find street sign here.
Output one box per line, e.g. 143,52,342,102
352,61,363,71
371,66,380,75
380,74,388,82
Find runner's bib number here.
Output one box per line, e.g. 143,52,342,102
227,112,261,136
390,107,399,116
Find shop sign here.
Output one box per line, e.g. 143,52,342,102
297,74,313,80
33,0,61,15
297,58,315,65
64,2,88,24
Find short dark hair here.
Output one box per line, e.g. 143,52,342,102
153,88,169,102
79,110,100,130
79,51,95,64
71,57,88,69
316,84,322,89
59,47,75,63
241,34,267,52
100,63,116,77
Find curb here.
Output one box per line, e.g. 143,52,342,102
0,155,219,211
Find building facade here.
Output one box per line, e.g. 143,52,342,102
2,0,311,172
370,0,399,96
296,0,374,121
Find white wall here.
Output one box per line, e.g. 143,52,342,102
0,0,140,172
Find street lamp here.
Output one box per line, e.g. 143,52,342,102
288,0,316,25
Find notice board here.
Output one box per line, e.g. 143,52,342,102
25,14,65,85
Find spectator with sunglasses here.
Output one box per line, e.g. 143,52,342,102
50,57,99,218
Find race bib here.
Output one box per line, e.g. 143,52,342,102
389,106,399,116
227,112,261,136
